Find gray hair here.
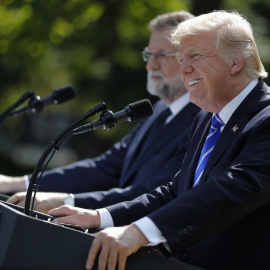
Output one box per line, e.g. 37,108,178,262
148,10,195,32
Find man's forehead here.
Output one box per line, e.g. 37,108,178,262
148,30,177,51
178,43,205,54
177,35,215,53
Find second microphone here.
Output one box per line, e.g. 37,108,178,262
73,99,153,135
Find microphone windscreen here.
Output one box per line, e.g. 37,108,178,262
128,99,153,121
53,84,76,104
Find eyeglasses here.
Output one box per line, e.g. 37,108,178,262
142,48,177,63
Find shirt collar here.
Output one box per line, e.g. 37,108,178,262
168,92,190,116
218,79,258,125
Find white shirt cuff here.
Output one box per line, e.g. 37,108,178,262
133,217,166,245
96,210,168,249
97,208,114,229
24,175,29,188
64,193,75,206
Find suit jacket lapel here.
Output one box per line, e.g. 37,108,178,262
180,112,212,192
120,102,199,187
199,80,268,184
120,101,167,181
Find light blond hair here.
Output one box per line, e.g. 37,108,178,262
171,10,268,79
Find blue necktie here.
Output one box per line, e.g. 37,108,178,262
193,114,224,186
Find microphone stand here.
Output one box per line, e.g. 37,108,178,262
0,90,35,127
24,102,107,216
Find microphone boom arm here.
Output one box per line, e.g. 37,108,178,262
24,99,153,215
0,90,35,126
24,102,107,216
73,109,116,134
72,99,153,135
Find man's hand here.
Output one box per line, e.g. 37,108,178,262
49,205,101,229
0,175,26,193
7,192,68,214
86,224,149,270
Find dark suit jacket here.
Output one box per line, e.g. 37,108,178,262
38,100,200,208
107,79,270,270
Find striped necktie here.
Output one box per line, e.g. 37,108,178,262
193,114,224,186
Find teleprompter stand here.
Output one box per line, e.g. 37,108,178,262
0,201,204,270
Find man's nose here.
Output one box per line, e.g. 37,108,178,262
178,60,193,75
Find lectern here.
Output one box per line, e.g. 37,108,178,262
0,200,204,270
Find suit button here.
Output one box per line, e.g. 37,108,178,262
187,225,193,231
182,252,189,261
178,230,184,237
183,228,188,235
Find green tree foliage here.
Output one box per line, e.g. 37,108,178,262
0,0,191,173
0,0,191,111
0,0,269,174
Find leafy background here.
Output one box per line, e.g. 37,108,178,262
0,0,269,176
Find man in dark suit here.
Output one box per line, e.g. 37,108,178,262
49,10,270,270
1,11,200,213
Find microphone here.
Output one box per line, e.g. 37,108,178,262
9,84,76,117
73,99,153,135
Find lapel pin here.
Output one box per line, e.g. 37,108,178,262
231,124,238,132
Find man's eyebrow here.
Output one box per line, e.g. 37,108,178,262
147,48,167,53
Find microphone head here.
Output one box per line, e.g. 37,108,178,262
52,84,76,104
128,99,153,121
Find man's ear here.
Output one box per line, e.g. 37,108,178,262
230,55,245,75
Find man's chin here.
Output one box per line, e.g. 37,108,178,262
147,85,164,96
148,90,161,98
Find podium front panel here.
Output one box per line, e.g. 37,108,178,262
0,202,204,270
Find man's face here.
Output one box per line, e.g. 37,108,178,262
177,33,233,112
146,27,186,103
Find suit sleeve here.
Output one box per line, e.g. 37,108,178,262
74,154,182,209
108,107,270,254
37,133,133,193
147,108,270,254
35,103,159,194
